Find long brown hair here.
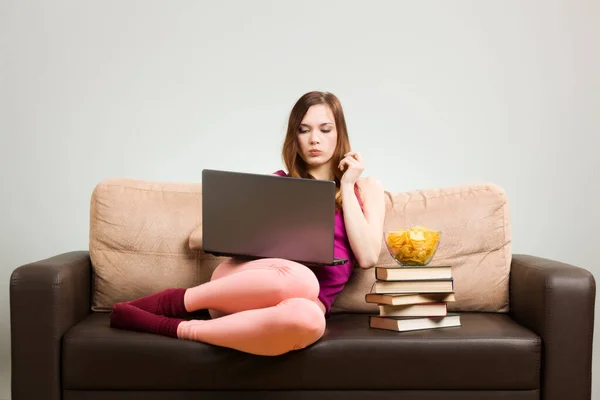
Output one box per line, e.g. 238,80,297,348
281,91,362,210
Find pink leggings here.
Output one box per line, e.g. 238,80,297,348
176,258,326,356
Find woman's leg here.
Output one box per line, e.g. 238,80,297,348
196,257,320,317
178,297,326,356
110,297,326,356
126,258,320,317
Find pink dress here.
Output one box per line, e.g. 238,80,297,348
273,170,362,318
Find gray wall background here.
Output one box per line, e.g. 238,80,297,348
1,1,598,399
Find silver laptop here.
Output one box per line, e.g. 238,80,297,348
201,169,348,267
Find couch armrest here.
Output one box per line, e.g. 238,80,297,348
10,251,92,400
509,254,595,400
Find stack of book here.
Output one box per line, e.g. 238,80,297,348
367,265,461,332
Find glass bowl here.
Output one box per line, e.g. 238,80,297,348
384,226,441,267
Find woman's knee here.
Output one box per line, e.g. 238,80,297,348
209,257,319,306
277,297,326,350
267,259,320,301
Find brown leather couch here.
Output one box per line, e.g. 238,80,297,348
10,251,595,400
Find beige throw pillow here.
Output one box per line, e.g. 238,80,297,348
332,183,511,313
89,178,227,312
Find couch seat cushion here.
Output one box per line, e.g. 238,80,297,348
62,312,540,390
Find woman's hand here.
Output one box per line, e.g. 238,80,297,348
189,223,203,251
338,151,365,185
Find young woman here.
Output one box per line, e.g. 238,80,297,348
109,91,386,356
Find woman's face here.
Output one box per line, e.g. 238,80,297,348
296,104,338,168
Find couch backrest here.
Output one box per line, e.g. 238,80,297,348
89,178,511,313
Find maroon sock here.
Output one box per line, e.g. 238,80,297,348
126,288,190,317
110,303,184,338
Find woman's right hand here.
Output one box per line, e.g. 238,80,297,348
188,223,203,251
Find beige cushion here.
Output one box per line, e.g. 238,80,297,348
332,183,511,313
89,178,227,312
89,179,511,313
